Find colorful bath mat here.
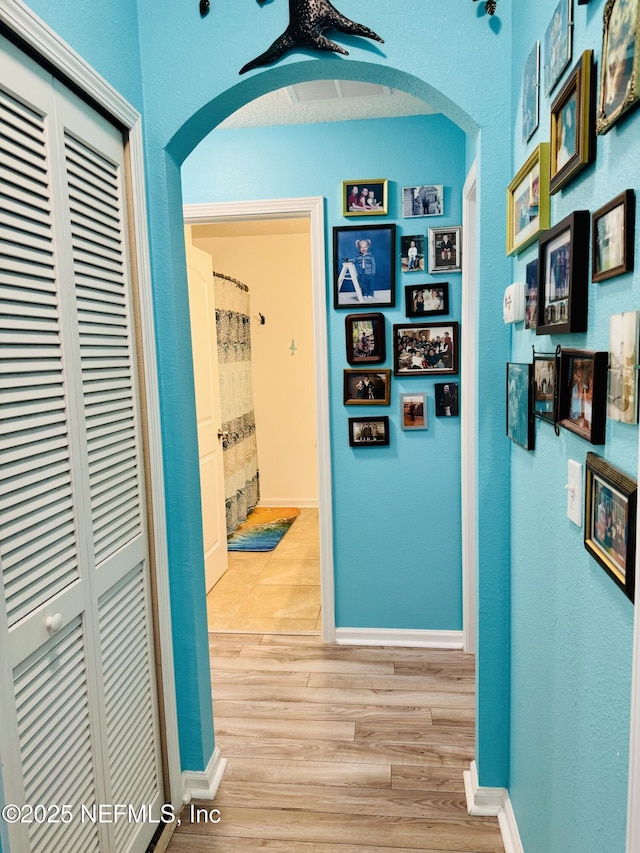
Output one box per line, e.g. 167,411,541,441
227,507,300,552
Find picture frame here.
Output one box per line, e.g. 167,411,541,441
550,50,596,194
333,223,395,309
584,451,636,602
393,322,459,376
435,382,459,417
506,362,535,450
349,416,390,447
401,234,425,273
608,310,640,423
400,393,428,430
404,283,449,318
525,258,539,330
345,312,386,365
343,369,391,405
557,348,608,444
544,0,573,97
401,185,444,218
596,0,640,134
522,41,540,143
533,352,557,424
536,209,590,335
343,180,388,216
428,227,462,273
592,189,635,282
507,143,550,255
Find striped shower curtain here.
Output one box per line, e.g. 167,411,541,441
213,272,260,535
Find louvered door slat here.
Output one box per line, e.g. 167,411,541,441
0,196,52,230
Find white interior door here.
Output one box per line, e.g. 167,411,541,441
184,228,228,591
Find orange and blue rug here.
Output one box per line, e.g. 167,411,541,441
227,507,300,552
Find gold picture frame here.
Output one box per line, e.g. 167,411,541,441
343,180,388,216
596,0,640,134
506,143,550,255
550,51,596,194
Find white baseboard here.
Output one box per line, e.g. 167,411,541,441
498,793,525,853
258,499,319,508
463,761,524,853
335,628,464,649
181,748,227,803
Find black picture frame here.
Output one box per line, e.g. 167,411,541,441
333,223,396,309
404,283,449,318
585,452,636,602
557,348,608,444
435,382,460,417
343,369,391,405
533,352,558,425
345,313,386,365
592,189,635,282
536,210,590,335
349,416,390,447
393,322,459,376
506,362,535,450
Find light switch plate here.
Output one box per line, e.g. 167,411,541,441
567,459,582,526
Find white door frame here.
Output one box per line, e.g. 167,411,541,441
183,198,335,642
627,439,640,849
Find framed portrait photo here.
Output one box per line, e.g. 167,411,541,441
608,310,640,423
557,348,608,444
333,223,395,309
343,180,388,216
506,363,535,450
401,234,425,273
592,189,635,282
349,416,390,447
428,227,461,273
393,322,459,377
533,352,557,424
550,50,596,194
401,393,428,430
435,382,459,417
507,143,550,255
525,258,539,330
405,283,449,318
522,41,540,143
544,0,573,97
343,369,391,405
401,185,444,218
345,313,386,365
536,210,590,335
585,452,636,602
596,0,640,134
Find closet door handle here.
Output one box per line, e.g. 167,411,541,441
217,430,229,440
45,613,64,634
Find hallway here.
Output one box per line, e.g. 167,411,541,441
167,633,504,852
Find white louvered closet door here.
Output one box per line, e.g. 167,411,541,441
0,35,164,853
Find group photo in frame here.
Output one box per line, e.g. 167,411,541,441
401,234,425,272
584,452,636,602
400,393,428,430
536,209,590,335
557,348,608,444
507,143,550,255
428,227,461,273
343,369,391,405
608,310,640,423
435,382,459,417
345,312,386,365
349,416,390,447
333,223,395,308
525,258,539,330
343,180,388,215
401,185,444,218
506,362,535,450
549,50,595,194
533,352,557,424
592,189,635,282
404,283,449,318
393,322,459,376
522,41,540,143
544,0,573,96
596,0,640,134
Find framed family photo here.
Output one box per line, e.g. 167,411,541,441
550,50,595,194
544,0,573,96
400,393,427,430
533,352,557,424
349,416,390,447
401,234,425,273
393,322,459,376
345,312,386,365
525,258,539,330
428,227,461,273
405,283,449,318
585,452,636,602
592,189,635,282
522,41,540,143
608,311,640,423
596,0,640,134
557,348,608,444
343,369,391,405
402,185,444,218
333,223,395,308
507,143,550,255
435,382,459,417
506,362,535,450
536,210,590,335
343,180,388,215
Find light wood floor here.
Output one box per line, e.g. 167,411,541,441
166,633,505,853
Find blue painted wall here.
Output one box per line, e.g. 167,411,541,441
509,2,637,851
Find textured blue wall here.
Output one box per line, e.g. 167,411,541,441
509,2,636,851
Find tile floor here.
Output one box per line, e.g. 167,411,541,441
206,507,321,633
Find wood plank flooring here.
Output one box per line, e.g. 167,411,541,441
166,633,504,853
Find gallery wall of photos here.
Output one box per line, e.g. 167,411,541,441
507,0,639,602
334,180,462,448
